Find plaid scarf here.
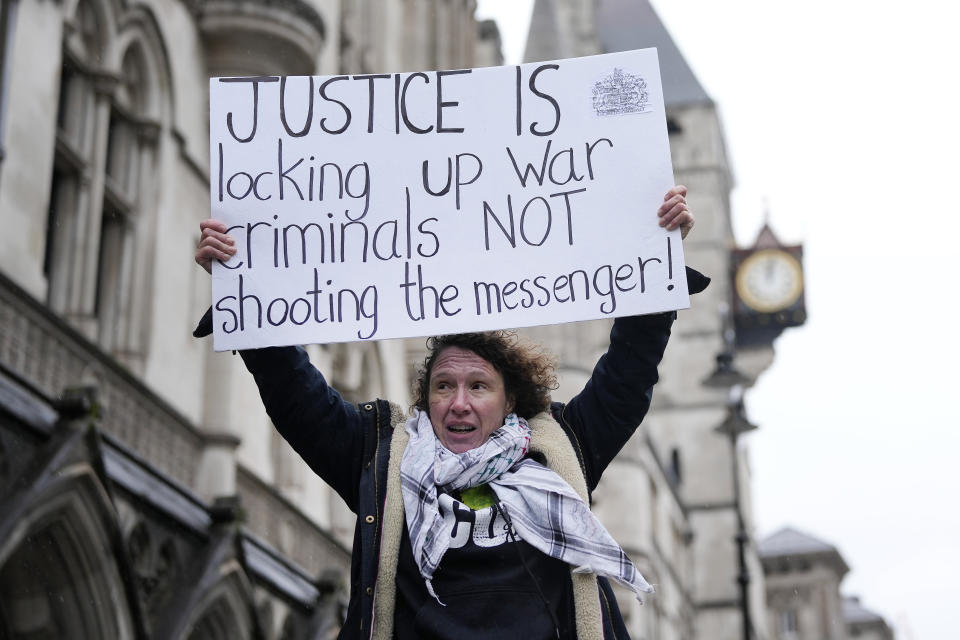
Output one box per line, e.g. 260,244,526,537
400,409,654,604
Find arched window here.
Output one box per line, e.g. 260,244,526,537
46,0,103,317
0,476,136,639
97,43,153,356
180,573,255,640
0,0,21,168
186,598,248,640
44,0,166,371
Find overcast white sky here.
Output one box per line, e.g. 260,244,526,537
477,2,960,638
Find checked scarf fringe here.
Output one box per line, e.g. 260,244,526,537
400,409,655,604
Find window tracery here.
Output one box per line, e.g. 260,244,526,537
0,475,136,640
44,0,167,370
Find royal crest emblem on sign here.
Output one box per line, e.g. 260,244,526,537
592,68,650,116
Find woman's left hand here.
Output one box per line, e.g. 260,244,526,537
658,185,695,239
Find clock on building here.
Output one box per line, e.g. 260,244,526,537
730,223,806,346
734,249,803,313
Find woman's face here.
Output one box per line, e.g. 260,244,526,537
428,347,513,454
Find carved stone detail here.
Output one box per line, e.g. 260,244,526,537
126,520,180,616
0,280,204,489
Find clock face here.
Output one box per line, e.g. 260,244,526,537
735,249,803,313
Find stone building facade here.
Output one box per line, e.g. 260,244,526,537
0,0,841,638
0,0,498,637
523,5,897,640
523,1,773,639
759,527,894,640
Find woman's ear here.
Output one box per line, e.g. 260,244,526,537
506,395,515,415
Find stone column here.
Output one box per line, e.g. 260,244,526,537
196,431,242,499
195,350,243,501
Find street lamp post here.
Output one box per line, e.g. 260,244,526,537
702,301,758,640
715,385,757,640
702,303,750,389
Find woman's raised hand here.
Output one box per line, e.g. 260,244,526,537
194,219,236,274
658,185,695,239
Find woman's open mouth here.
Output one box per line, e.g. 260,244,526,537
447,424,476,433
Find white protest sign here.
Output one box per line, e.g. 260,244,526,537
209,48,687,351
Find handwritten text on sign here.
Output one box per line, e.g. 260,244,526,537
209,48,688,351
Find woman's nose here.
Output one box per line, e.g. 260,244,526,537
451,386,470,412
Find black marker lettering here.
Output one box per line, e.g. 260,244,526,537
519,196,551,247
515,66,522,136
506,141,551,187
353,73,391,133
549,187,587,245
528,64,560,136
454,152,482,210
637,256,663,293
220,76,278,143
482,196,517,250
279,76,313,137
319,76,351,134
585,137,614,180
277,139,304,200
401,73,434,134
215,296,239,333
436,69,471,133
417,218,439,258
422,158,453,197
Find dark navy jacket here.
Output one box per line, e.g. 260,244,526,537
237,309,678,639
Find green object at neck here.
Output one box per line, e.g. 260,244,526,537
459,484,497,510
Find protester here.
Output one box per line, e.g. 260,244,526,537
194,185,705,639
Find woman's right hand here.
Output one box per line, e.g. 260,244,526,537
657,185,695,239
194,219,236,274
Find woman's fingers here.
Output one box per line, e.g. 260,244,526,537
195,220,236,274
659,200,688,228
199,219,228,234
657,186,694,239
199,235,235,256
662,184,687,201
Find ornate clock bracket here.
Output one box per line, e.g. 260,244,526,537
730,222,807,348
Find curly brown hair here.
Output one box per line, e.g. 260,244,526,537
413,331,558,419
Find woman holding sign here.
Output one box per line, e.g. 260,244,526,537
194,186,704,640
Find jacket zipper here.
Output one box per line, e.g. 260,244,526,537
598,586,616,639
367,401,382,639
